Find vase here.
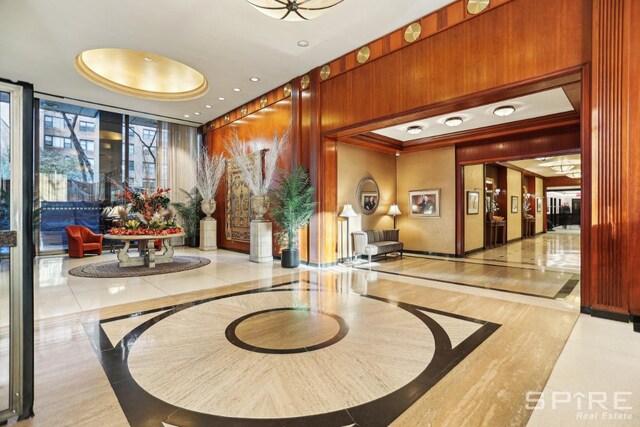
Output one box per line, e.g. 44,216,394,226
201,198,217,220
251,194,269,221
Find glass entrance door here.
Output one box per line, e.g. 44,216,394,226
0,82,27,422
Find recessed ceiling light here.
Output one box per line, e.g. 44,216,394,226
395,152,400,157
194,112,201,116
444,117,464,127
184,114,190,118
493,105,516,117
143,56,153,62
297,40,310,47
233,88,241,92
406,125,423,135
250,77,260,82
205,104,212,108
218,97,225,101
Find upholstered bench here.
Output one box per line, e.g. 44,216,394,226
352,229,403,264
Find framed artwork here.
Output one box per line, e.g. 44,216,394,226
360,192,379,213
537,197,543,212
466,191,480,215
511,196,519,213
409,189,440,217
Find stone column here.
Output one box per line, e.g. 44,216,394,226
199,219,217,251
249,220,273,263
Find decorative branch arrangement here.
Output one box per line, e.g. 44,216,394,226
195,145,226,200
226,126,290,195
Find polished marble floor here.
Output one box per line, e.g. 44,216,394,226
6,233,639,427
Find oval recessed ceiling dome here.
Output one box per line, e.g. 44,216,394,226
75,48,208,101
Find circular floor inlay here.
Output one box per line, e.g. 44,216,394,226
127,290,436,419
228,308,346,353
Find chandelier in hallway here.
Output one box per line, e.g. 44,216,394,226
246,0,343,21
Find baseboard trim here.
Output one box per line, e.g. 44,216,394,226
590,308,630,323
404,250,457,258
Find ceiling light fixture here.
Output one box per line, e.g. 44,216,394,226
550,164,575,173
444,117,464,127
297,40,310,47
233,88,241,92
536,157,550,161
205,104,212,108
246,0,344,21
250,77,260,82
493,105,516,117
75,48,208,101
184,114,190,118
565,171,582,179
406,125,424,135
194,112,201,116
218,97,225,101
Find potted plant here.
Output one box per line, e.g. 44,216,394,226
171,187,205,247
269,166,317,268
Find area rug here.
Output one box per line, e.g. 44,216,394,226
68,256,211,278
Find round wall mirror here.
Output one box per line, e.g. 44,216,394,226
356,177,380,215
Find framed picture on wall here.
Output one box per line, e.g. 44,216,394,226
409,189,440,217
360,191,379,212
511,196,519,213
466,191,480,215
537,197,543,212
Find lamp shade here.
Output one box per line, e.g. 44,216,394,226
246,0,343,21
339,203,358,218
387,204,401,216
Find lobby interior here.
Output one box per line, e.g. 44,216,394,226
1,0,640,426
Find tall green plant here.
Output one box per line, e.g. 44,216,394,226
269,167,317,250
170,187,204,238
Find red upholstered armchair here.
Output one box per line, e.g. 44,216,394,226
65,225,104,258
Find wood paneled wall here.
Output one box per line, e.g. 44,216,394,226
320,0,589,134
205,98,293,254
627,0,640,324
590,0,628,314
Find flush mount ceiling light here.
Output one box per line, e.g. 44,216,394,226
540,159,581,172
406,125,424,135
493,105,516,117
297,40,310,47
233,88,241,92
444,117,464,127
75,48,208,101
565,171,582,179
205,104,212,108
246,0,344,21
250,77,260,82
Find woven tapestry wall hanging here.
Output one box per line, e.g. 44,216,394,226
225,159,252,242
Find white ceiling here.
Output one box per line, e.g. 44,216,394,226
0,0,455,126
506,154,582,178
372,88,575,142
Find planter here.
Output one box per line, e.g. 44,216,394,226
201,199,217,221
186,235,199,247
251,194,270,221
281,248,300,268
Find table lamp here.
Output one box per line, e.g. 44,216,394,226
339,204,358,262
387,204,401,229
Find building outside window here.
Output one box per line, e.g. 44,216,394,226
79,120,95,132
128,117,158,191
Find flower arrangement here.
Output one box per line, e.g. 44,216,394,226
109,187,183,236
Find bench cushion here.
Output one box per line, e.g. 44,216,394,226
364,241,404,255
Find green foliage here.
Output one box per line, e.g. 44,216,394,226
170,187,205,238
39,150,86,181
269,167,317,250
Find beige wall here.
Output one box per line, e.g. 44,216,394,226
507,168,522,241
337,143,397,257
535,177,544,234
397,147,456,254
464,164,485,252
